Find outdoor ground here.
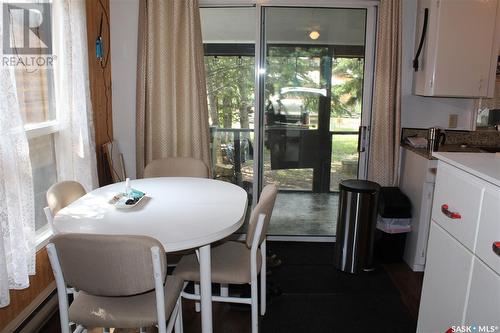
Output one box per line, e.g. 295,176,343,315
240,134,358,190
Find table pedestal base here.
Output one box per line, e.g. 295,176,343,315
199,244,213,333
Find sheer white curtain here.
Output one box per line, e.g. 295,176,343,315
0,0,97,308
52,0,98,191
0,68,36,307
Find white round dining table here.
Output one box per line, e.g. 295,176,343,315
53,177,248,333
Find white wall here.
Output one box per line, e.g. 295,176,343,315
400,0,475,130
110,0,139,178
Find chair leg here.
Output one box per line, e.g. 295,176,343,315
251,281,258,333
220,283,229,297
260,242,267,316
174,297,184,333
194,282,201,312
103,329,110,333
74,325,86,333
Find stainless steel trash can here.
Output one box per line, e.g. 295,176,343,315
333,179,380,273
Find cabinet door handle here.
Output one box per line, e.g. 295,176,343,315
493,242,500,257
413,8,429,71
441,204,461,219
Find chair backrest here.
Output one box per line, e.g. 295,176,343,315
49,233,167,297
246,184,278,248
143,157,209,178
46,181,87,215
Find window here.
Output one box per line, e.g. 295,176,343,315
17,67,58,233
4,0,94,247
3,0,58,234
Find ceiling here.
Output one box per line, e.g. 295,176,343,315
200,7,366,45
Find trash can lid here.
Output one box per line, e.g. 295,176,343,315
339,179,380,193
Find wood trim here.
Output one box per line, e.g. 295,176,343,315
0,249,55,332
86,0,113,186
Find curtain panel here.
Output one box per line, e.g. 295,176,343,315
52,0,98,191
0,0,36,307
0,70,35,308
136,0,211,178
0,0,97,307
367,0,402,187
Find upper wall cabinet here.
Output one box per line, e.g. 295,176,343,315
412,0,500,98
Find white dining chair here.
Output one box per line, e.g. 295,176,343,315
144,157,209,178
174,184,278,333
44,181,87,231
47,234,184,333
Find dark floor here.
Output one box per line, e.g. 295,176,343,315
39,242,419,333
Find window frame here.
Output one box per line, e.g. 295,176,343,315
22,79,59,247
26,120,60,249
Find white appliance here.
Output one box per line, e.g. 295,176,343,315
400,147,437,271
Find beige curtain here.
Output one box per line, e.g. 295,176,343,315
136,0,211,178
367,0,402,187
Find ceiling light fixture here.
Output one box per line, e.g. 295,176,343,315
309,30,320,40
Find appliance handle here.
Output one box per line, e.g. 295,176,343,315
413,8,429,71
357,126,367,153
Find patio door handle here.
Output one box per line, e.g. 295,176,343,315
357,126,367,153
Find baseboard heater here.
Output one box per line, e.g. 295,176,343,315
3,282,58,333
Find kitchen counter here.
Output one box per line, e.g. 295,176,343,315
432,152,500,187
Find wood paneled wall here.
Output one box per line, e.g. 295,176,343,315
86,0,113,186
0,249,55,332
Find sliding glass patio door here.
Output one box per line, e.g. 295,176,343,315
200,4,376,239
258,6,375,238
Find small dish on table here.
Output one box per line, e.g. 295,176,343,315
109,189,146,209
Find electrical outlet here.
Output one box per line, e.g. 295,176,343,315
448,114,458,128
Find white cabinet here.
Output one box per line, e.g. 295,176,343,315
417,222,474,333
431,162,484,251
464,258,500,328
417,155,500,332
413,0,500,97
476,186,500,274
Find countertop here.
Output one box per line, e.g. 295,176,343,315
432,152,500,187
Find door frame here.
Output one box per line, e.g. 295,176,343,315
199,1,378,240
